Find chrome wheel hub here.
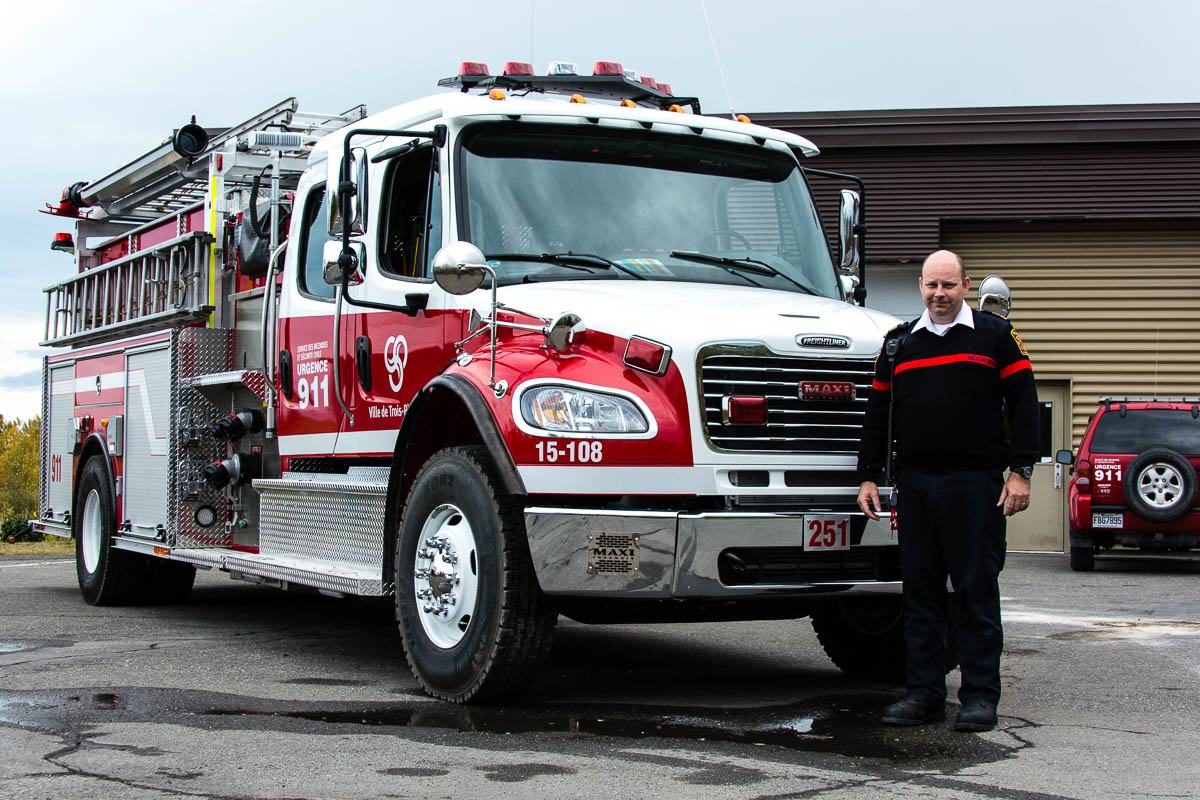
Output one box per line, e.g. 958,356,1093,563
412,503,478,648
1138,464,1182,509
81,489,102,573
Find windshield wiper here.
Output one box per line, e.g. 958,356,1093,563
670,250,818,296
485,252,647,280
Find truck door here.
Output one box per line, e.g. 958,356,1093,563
275,181,343,459
336,144,450,457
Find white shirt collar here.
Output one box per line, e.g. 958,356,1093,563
912,302,974,335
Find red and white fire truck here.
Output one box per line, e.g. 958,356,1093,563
36,62,908,702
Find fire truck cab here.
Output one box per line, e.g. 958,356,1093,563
37,64,909,702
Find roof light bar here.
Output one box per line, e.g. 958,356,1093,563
458,61,490,77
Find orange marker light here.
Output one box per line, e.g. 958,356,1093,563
667,104,684,113
735,114,752,124
619,98,637,108
569,94,587,104
488,88,507,100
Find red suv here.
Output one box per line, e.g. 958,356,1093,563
1058,397,1200,571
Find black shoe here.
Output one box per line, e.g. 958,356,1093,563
954,700,998,732
882,695,945,726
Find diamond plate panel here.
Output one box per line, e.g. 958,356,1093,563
171,328,232,548
255,478,387,569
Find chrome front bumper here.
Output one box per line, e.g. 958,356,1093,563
524,506,902,599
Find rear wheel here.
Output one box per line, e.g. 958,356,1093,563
812,595,960,683
75,457,148,606
394,446,556,703
1068,536,1096,572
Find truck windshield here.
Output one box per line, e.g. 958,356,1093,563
458,123,839,298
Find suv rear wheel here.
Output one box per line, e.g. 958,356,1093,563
1124,447,1196,524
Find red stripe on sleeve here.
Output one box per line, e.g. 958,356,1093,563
999,359,1033,379
872,379,892,391
893,352,997,377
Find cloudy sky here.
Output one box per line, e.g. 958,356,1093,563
2,0,1196,420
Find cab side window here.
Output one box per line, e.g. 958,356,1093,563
299,187,335,300
379,148,438,279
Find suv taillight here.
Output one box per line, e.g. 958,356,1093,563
1075,459,1092,494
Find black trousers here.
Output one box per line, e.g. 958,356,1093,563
896,467,1007,705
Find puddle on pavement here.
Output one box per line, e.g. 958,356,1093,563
204,692,992,760
0,687,1015,765
0,640,69,654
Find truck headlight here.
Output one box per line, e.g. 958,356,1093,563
519,385,649,434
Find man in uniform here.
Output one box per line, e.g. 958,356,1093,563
856,250,1038,733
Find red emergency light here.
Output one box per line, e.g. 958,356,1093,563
592,61,624,76
723,395,768,426
639,76,659,90
656,82,673,95
623,336,671,375
458,61,490,77
51,233,75,254
503,61,534,76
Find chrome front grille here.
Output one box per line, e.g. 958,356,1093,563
699,347,875,453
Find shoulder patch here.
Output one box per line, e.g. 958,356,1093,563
885,321,912,339
1011,328,1030,357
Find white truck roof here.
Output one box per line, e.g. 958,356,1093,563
312,91,820,161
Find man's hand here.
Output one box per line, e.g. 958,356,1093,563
857,481,883,521
998,473,1031,516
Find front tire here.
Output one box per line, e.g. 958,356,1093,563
394,446,556,703
75,457,148,606
812,595,960,683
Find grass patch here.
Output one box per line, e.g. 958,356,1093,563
0,537,75,557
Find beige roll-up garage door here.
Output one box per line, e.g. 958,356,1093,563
943,221,1200,448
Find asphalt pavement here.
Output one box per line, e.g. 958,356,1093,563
1,551,1197,799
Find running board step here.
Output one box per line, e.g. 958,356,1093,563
171,548,385,596
250,474,389,595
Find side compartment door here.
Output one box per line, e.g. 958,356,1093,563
338,144,450,456
276,182,342,458
45,361,76,523
123,345,171,537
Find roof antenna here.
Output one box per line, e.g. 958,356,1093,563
699,0,737,120
529,0,535,67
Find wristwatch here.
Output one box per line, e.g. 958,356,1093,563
1012,465,1035,480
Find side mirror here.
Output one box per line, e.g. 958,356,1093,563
323,240,364,286
978,274,1012,318
837,189,861,274
432,241,490,295
1055,449,1074,466
328,146,368,236
546,312,585,352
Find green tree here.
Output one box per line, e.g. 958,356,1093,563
0,416,41,522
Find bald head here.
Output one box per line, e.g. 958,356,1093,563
922,250,965,282
919,249,970,324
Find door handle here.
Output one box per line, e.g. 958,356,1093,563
1054,463,1062,490
356,336,372,391
278,349,293,399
